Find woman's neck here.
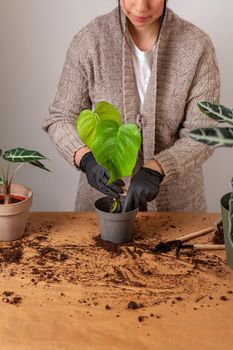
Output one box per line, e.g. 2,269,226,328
127,18,161,51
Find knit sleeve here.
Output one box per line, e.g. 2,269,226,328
154,38,220,185
42,34,92,166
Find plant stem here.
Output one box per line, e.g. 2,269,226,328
4,181,11,204
110,198,122,213
0,162,6,181
5,161,10,184
8,163,25,187
4,162,12,204
4,163,25,204
110,198,117,213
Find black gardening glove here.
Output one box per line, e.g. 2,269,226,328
122,167,164,212
80,152,125,198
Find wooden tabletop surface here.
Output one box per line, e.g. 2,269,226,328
0,211,233,350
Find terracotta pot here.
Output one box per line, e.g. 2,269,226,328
220,192,233,270
0,184,33,241
95,196,138,244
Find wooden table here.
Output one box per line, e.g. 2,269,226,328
0,211,233,350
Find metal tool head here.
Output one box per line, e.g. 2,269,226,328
152,239,181,254
175,243,194,255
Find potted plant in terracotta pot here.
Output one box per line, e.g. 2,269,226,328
188,101,233,269
77,101,142,243
0,147,50,241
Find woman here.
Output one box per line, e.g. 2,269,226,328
43,0,220,212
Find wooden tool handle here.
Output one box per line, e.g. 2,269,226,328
193,244,225,251
177,227,214,243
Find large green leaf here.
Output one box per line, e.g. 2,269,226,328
76,101,123,149
95,101,122,126
3,148,48,163
76,110,99,148
188,127,233,147
198,101,233,125
91,119,141,183
0,178,5,185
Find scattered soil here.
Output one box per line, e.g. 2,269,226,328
38,246,68,261
138,315,147,322
1,213,233,350
3,291,14,297
2,291,22,305
127,301,144,310
0,214,231,312
10,296,22,305
175,296,183,302
93,236,124,256
0,246,23,264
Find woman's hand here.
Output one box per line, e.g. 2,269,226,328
79,152,125,198
75,146,91,167
143,159,164,176
122,162,164,212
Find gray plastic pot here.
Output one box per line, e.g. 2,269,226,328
220,192,233,269
95,197,138,244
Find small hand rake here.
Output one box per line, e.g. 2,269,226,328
152,226,225,254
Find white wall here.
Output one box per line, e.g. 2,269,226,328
0,0,232,212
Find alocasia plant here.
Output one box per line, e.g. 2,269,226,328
0,148,50,204
188,101,233,241
76,101,142,210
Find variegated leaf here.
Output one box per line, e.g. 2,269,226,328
3,148,48,163
29,160,51,172
188,127,233,148
198,101,233,125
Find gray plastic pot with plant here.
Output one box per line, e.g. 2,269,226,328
95,196,138,243
0,147,50,241
76,101,142,243
189,101,233,269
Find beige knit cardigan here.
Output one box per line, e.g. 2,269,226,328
43,7,220,212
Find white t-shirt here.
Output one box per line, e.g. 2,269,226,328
130,36,157,112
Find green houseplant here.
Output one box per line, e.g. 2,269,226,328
188,101,233,269
0,147,50,241
76,101,142,243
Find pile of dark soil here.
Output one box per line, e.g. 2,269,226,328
0,245,22,264
213,219,225,244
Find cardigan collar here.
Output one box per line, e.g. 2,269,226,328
120,6,170,162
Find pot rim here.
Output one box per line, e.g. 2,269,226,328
220,192,231,212
95,196,138,216
0,183,33,207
